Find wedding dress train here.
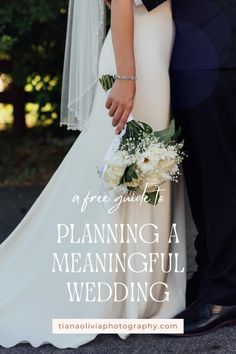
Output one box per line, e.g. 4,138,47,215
0,1,186,349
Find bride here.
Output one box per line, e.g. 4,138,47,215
0,0,186,349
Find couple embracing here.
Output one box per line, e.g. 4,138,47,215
0,0,235,348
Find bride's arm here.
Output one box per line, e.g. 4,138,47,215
105,0,136,134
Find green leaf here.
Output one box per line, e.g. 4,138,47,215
146,191,160,206
127,120,142,134
154,119,177,144
168,119,176,136
99,74,115,91
171,127,183,143
123,164,138,183
139,121,153,133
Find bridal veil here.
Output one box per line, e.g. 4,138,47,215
60,0,106,131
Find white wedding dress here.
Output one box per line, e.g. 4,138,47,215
0,1,186,349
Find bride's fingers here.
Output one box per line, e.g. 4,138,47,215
115,110,130,134
109,103,118,117
112,107,124,127
105,96,112,110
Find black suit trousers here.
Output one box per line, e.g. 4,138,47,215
170,0,236,305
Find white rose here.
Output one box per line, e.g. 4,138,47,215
103,164,126,188
158,158,177,173
106,150,130,168
147,144,166,156
140,172,172,193
103,150,131,189
114,184,129,196
136,152,157,173
124,178,141,188
137,144,172,173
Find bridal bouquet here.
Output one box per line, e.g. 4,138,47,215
99,75,185,206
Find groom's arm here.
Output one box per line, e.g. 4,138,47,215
142,0,167,12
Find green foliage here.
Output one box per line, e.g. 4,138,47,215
146,191,160,206
123,164,138,183
99,74,115,91
0,0,69,126
0,1,111,128
154,119,183,144
0,0,69,83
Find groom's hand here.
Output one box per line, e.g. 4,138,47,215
105,79,136,134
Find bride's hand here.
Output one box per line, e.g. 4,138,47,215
106,0,135,134
105,79,136,134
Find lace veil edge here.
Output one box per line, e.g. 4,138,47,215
60,0,106,131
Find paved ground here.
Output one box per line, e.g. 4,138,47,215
0,186,235,353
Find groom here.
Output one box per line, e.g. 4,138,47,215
142,0,236,335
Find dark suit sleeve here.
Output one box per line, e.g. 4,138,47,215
142,0,167,12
